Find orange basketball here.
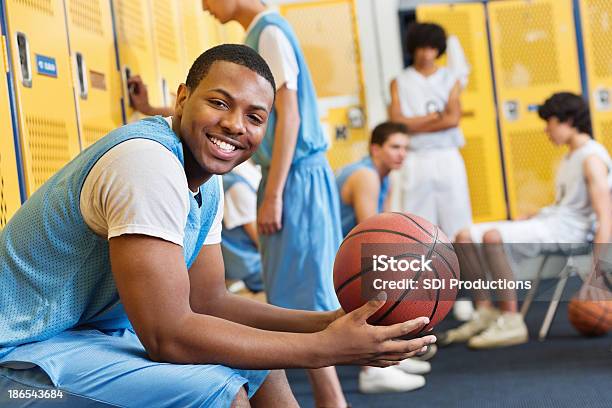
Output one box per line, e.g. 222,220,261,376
567,298,612,337
333,212,459,337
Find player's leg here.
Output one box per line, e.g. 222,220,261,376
481,229,518,312
231,387,250,408
399,150,438,224
439,223,508,346
250,370,298,408
0,328,270,408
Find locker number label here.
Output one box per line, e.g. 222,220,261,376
35,54,57,78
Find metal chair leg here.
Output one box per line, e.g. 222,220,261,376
521,255,549,317
538,265,572,341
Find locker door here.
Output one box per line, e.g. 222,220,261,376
417,2,507,223
280,0,368,170
149,0,186,109
488,0,581,218
3,0,80,196
65,0,123,148
112,0,159,121
0,32,23,226
219,21,245,45
578,0,612,150
179,0,222,67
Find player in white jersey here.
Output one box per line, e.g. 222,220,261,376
447,92,612,349
389,22,472,240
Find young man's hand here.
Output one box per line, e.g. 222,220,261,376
315,296,436,368
128,75,153,115
257,195,283,235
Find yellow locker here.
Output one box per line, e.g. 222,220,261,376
417,3,507,223
579,0,612,151
149,0,186,108
179,0,222,68
280,0,367,170
219,21,245,44
0,36,22,227
112,0,160,121
65,0,123,148
488,0,581,218
4,0,80,196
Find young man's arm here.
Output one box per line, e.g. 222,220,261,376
257,85,300,235
109,235,435,368
128,76,174,117
349,169,381,223
389,79,461,133
585,155,612,244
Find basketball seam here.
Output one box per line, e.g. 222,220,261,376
373,227,441,328
392,212,454,251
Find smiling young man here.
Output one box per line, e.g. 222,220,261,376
0,45,436,408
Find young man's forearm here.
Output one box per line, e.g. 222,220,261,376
262,106,300,200
153,311,329,369
391,111,459,133
203,291,335,333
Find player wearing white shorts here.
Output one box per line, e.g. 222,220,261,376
390,22,472,239
447,92,612,349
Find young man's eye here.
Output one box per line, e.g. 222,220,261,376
248,114,264,125
209,99,228,109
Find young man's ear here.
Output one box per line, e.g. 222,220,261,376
174,83,190,117
370,144,381,157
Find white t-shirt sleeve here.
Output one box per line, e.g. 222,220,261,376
223,182,257,230
80,139,190,246
202,176,224,245
258,25,299,91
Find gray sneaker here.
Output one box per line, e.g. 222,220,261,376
438,307,500,346
468,312,529,349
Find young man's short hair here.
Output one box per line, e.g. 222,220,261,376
405,22,447,58
371,122,408,146
538,92,592,136
185,44,276,96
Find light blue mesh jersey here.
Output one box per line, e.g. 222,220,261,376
0,116,220,357
335,156,390,237
244,11,328,167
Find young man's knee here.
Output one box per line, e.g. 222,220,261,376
455,228,473,243
482,229,503,244
231,386,250,408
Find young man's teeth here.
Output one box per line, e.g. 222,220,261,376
210,137,236,152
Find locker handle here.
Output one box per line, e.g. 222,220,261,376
123,65,134,107
161,77,169,107
75,52,88,100
15,32,32,88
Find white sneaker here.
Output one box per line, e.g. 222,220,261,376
453,298,475,322
359,367,425,394
468,312,529,349
438,307,500,346
396,358,431,375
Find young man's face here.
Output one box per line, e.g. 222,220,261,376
203,0,239,24
372,133,410,171
413,46,439,66
545,117,574,145
174,60,274,176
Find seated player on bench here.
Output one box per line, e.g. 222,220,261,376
446,92,612,349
